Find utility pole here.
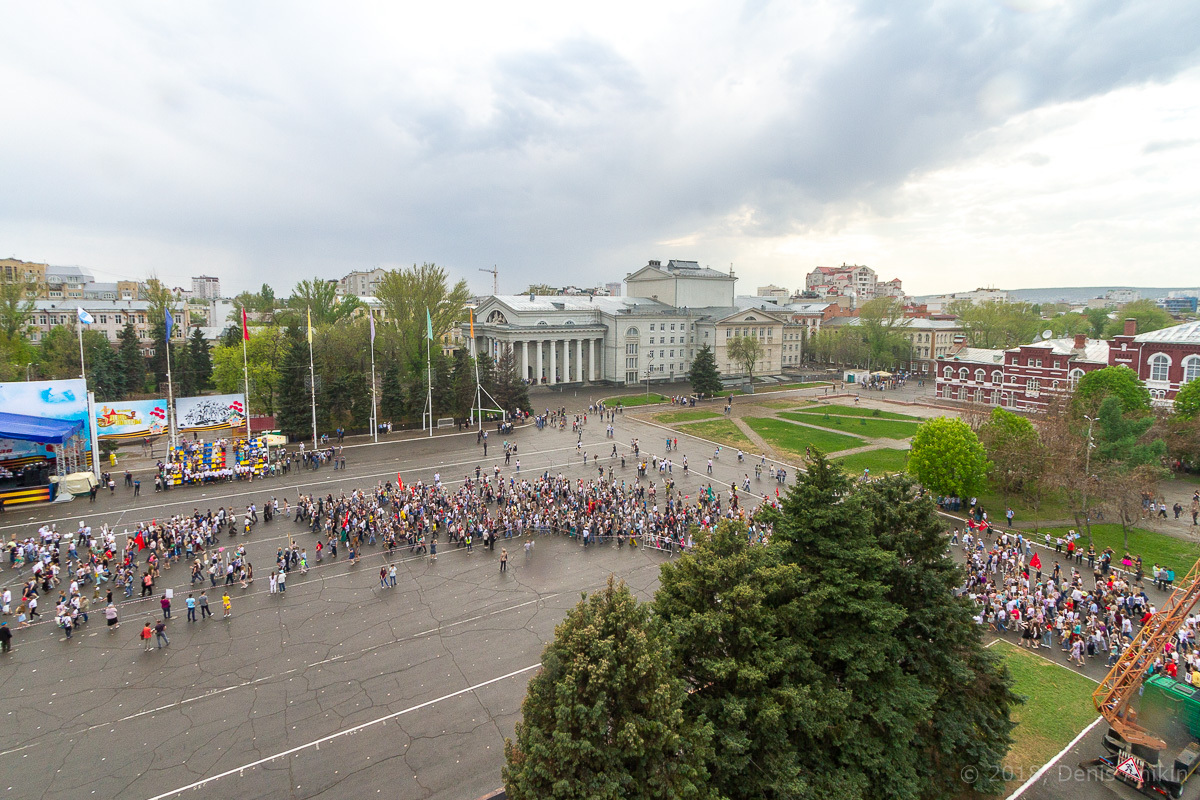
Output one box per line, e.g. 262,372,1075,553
479,265,499,295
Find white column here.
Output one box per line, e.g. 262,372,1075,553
549,339,557,385
536,340,543,384
563,338,571,383
522,341,529,382
590,338,597,382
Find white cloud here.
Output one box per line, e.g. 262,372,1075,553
0,1,1197,297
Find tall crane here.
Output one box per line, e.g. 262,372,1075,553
479,266,498,295
1087,555,1200,796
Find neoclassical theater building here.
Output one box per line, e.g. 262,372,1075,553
468,260,825,387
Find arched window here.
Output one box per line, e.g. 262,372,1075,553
1183,355,1200,384
536,320,548,327
625,327,639,337
943,366,953,378
958,367,969,380
1149,353,1170,382
991,370,1002,385
974,369,985,383
1069,368,1085,387
486,310,508,324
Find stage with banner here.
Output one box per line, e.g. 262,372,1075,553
175,393,247,435
94,399,170,440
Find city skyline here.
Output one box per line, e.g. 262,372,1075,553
2,2,1198,297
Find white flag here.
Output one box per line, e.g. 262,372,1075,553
77,308,95,325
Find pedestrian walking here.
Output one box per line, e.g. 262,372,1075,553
186,593,196,622
199,591,212,619
105,602,120,630
141,622,154,651
161,594,171,619
500,548,508,572
0,621,11,654
222,592,232,618
154,620,169,648
388,564,397,588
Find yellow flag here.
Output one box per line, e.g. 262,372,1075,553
307,307,313,344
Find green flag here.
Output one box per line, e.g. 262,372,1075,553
426,308,433,340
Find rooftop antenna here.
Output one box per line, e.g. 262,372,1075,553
479,265,499,295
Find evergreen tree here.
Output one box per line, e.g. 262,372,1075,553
379,361,405,424
661,457,1020,799
493,344,531,415
686,344,722,397
449,347,475,421
117,320,145,397
148,319,169,392
503,577,716,800
174,335,196,398
274,327,312,440
82,331,123,402
188,326,213,391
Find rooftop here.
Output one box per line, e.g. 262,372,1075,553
1134,320,1200,345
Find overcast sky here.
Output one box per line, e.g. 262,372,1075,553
2,1,1199,298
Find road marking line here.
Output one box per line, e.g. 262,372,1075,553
145,663,542,800
1005,716,1103,800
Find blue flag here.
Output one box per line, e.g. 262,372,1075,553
164,308,174,342
77,307,94,325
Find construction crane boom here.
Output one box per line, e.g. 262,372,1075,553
1093,554,1200,750
479,266,498,295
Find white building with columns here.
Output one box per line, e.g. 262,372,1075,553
467,259,745,386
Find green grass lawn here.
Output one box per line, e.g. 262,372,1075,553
792,403,922,421
1039,524,1200,574
833,448,910,476
994,640,1098,793
730,381,830,396
779,412,920,440
605,393,667,407
971,487,1075,526
757,399,818,410
744,417,864,457
654,409,721,424
673,419,757,451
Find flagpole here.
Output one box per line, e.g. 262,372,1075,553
369,311,378,443
165,331,176,455
427,334,433,438
308,307,317,450
241,309,252,445
77,321,86,382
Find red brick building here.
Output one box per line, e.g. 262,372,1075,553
936,334,1109,411
1109,319,1200,407
936,319,1200,411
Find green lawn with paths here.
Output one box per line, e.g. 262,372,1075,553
730,381,830,396
779,412,920,440
654,409,721,424
993,640,1098,794
790,403,923,420
673,419,757,451
1039,524,1200,575
744,417,864,457
833,448,910,476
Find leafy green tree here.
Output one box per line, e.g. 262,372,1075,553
1102,299,1176,338
36,324,82,379
857,297,911,369
948,300,1040,349
188,326,213,391
978,408,1043,504
1074,365,1151,415
503,576,716,800
727,335,764,383
375,263,470,368
1174,379,1200,420
686,343,723,396
1084,307,1109,338
907,416,989,498
212,327,289,415
117,320,146,397
285,277,361,327
0,268,38,342
524,283,557,296
1049,312,1092,337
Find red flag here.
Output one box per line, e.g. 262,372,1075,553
242,308,250,341
1029,552,1042,570
134,531,146,551
397,473,403,491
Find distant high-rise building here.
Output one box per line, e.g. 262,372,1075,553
191,275,222,300
804,264,880,303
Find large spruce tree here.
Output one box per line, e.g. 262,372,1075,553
504,577,717,800
686,343,723,397
655,456,1018,800
273,326,312,440
117,320,145,397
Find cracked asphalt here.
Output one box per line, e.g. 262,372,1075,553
0,395,774,800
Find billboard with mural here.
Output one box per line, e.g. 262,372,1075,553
0,379,93,466
94,399,169,440
175,393,246,434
